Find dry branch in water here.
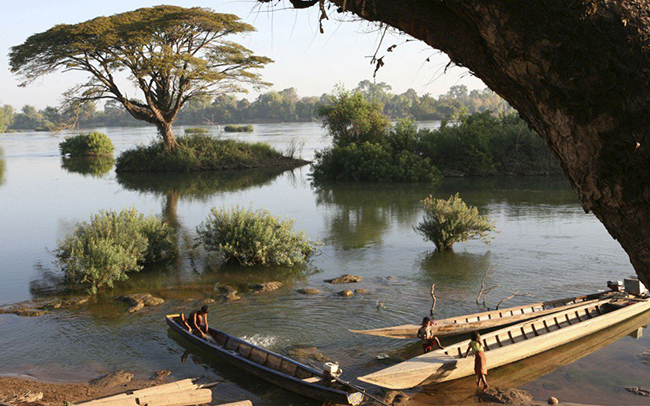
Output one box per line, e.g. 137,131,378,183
495,292,531,310
430,284,437,316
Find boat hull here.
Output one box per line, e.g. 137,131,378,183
166,316,362,405
359,296,650,389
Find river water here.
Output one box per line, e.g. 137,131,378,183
0,122,648,405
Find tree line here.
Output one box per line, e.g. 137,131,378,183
0,82,512,132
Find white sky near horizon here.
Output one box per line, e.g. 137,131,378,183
0,0,486,110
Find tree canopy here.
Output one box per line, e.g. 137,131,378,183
10,5,271,149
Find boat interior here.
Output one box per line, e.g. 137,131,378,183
170,316,352,392
437,296,635,359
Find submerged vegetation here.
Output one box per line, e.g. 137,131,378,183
415,193,496,251
224,124,253,132
115,133,304,172
59,132,114,157
55,208,176,294
196,206,320,267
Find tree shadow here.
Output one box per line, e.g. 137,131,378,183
61,156,115,178
313,182,433,250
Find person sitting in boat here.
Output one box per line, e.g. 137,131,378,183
465,331,489,391
180,305,210,339
417,317,444,353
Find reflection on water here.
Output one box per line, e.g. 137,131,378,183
0,146,5,186
61,156,115,178
0,124,648,405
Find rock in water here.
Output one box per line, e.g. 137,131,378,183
118,294,164,313
91,371,134,388
338,290,354,297
249,282,283,293
354,289,369,294
548,396,559,404
297,288,320,295
153,370,171,379
383,390,410,405
325,275,362,284
638,350,650,366
478,387,533,404
626,387,650,396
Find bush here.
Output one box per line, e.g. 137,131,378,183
312,141,440,182
318,87,390,147
184,127,211,136
59,132,114,157
54,207,176,294
224,124,253,132
414,193,496,251
116,133,301,172
196,206,320,267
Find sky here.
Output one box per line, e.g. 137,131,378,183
0,0,486,109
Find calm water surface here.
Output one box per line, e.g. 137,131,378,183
0,123,648,405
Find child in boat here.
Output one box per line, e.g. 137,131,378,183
465,331,489,391
417,317,444,353
180,305,210,339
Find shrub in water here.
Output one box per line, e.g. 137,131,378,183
116,133,297,172
55,207,176,294
224,124,253,132
414,193,496,251
196,206,320,267
184,127,211,136
59,132,114,157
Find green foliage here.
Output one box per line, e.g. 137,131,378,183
224,124,253,132
0,105,14,133
184,127,211,136
10,6,271,147
197,206,320,267
59,132,114,157
54,207,176,294
312,141,440,182
0,147,5,187
61,156,115,177
116,133,300,172
415,112,560,176
414,193,496,251
318,87,390,147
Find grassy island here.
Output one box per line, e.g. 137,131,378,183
224,124,254,133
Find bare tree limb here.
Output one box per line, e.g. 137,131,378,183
496,292,531,310
430,284,437,316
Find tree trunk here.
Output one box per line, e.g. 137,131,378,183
157,121,177,151
314,0,650,288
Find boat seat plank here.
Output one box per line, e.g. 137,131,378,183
302,377,322,383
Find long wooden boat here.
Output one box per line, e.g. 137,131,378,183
358,294,650,389
165,314,364,405
350,291,614,339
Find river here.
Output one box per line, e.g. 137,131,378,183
0,122,648,405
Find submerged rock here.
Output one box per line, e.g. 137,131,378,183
118,294,164,313
249,282,283,293
383,390,410,405
91,371,134,388
153,370,171,380
338,290,354,297
285,345,330,362
637,350,650,366
478,387,533,404
221,291,242,302
626,387,650,396
200,298,216,305
297,288,320,295
354,288,369,294
325,275,362,284
0,306,47,317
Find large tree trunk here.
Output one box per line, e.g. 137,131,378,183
310,0,650,287
156,121,178,151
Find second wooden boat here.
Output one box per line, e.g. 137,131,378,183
349,291,613,339
165,315,364,405
358,294,650,389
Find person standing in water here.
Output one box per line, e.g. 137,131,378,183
465,331,489,391
180,305,210,339
417,317,444,353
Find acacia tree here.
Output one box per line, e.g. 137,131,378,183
10,6,271,150
266,0,650,287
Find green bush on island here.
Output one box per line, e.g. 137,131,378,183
116,133,300,172
224,124,253,132
55,207,176,294
59,132,114,157
184,127,211,136
414,193,496,251
196,206,320,267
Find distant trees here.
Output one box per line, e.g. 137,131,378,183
10,6,271,149
1,82,512,132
